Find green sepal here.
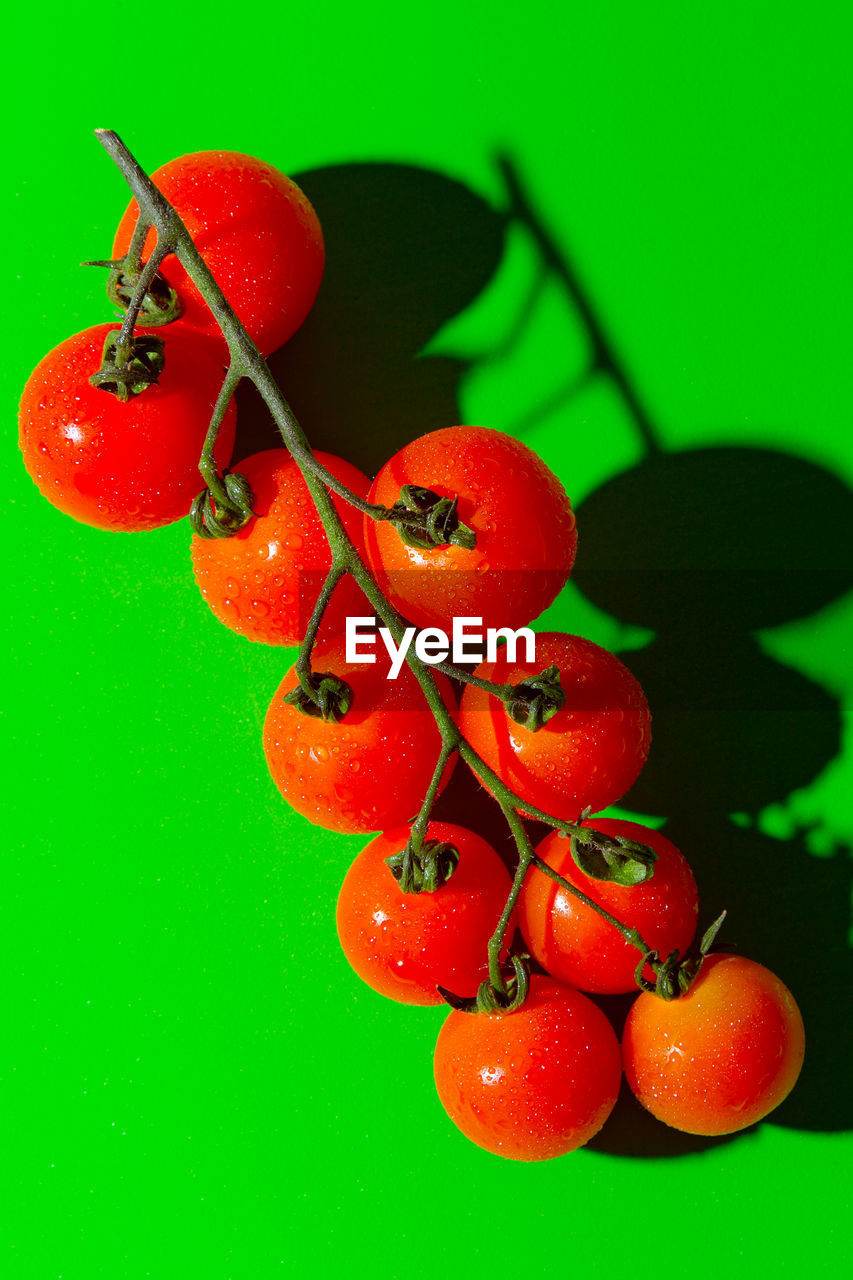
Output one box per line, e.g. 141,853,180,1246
634,909,728,1001
84,256,184,326
437,955,530,1014
389,485,476,550
505,665,566,731
385,839,460,894
570,826,657,886
88,330,165,401
675,910,729,995
190,472,256,539
283,672,353,723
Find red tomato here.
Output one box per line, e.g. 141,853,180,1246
113,151,324,358
191,449,371,645
434,976,622,1160
458,633,651,819
336,822,513,1005
364,426,577,632
519,819,699,994
622,954,805,1135
18,324,236,532
263,640,457,833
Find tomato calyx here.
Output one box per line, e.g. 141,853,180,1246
636,909,728,1000
88,329,165,401
282,671,354,722
385,838,460,894
438,954,530,1014
86,255,184,327
386,485,477,550
504,665,566,731
569,825,657,886
190,472,256,539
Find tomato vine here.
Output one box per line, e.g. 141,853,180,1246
93,127,695,1007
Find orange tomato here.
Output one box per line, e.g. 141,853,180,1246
622,954,805,1135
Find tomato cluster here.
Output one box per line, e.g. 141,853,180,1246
19,150,324,534
19,143,805,1164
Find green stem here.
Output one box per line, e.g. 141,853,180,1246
487,799,535,993
114,241,168,352
409,740,456,857
295,562,346,688
432,661,512,700
396,739,457,891
529,853,652,956
124,217,152,277
198,364,243,505
96,129,657,1006
458,738,587,839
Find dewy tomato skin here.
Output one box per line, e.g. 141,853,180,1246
364,425,578,632
622,954,806,1136
191,449,371,645
335,823,514,1006
433,977,622,1161
113,151,324,358
263,642,457,834
18,323,236,532
520,819,699,994
459,633,651,819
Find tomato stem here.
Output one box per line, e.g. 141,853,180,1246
294,563,347,690
529,852,652,955
409,741,456,859
95,128,660,1008
432,662,513,701
488,800,536,995
113,241,169,357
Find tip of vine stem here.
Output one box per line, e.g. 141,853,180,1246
94,129,122,152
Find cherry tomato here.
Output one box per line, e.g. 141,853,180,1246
363,426,577,632
458,633,651,819
191,449,371,645
113,151,324,358
336,822,513,1005
519,819,699,994
622,954,805,1135
433,976,622,1160
263,640,457,833
18,323,236,532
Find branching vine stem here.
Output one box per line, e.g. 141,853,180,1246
295,563,346,690
198,364,244,506
400,740,457,889
114,242,169,352
432,662,513,701
96,128,664,1006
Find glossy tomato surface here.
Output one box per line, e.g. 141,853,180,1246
622,954,805,1135
520,819,699,993
263,642,457,833
458,632,651,819
19,323,236,532
434,977,622,1160
191,449,370,645
113,151,324,357
364,426,577,631
336,822,512,1005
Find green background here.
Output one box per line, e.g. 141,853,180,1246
5,3,852,1276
